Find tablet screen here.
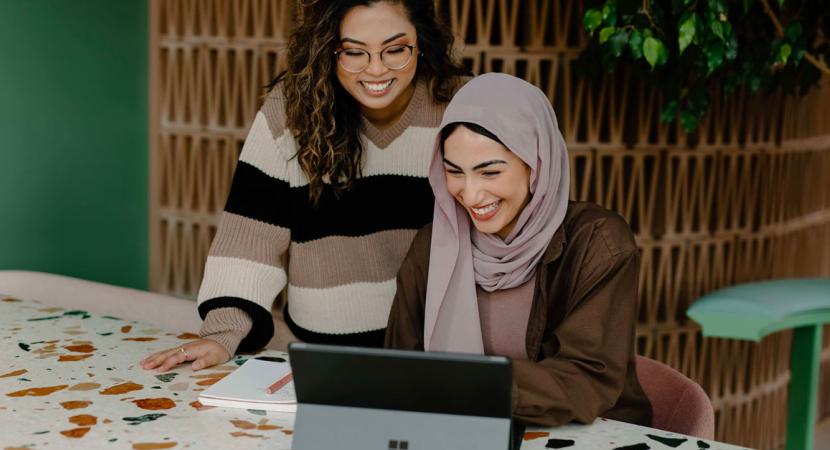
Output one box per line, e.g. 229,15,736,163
289,343,512,419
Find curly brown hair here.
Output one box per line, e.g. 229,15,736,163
270,0,467,205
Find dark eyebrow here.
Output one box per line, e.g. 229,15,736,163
442,158,462,170
340,32,407,46
340,37,366,45
382,33,407,45
443,159,507,171
473,160,507,171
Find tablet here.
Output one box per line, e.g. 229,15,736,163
289,343,514,450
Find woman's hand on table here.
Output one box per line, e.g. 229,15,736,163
140,339,230,372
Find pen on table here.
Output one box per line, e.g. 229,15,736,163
265,372,293,394
255,356,286,363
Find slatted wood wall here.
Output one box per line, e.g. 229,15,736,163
148,1,830,448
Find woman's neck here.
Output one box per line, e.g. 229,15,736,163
360,81,417,129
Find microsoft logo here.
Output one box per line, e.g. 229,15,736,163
388,439,409,449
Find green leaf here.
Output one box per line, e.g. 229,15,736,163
705,41,725,73
778,0,785,6
629,30,644,59
743,0,752,13
785,23,802,40
794,47,805,62
725,35,738,60
599,26,615,44
724,75,740,93
711,20,724,41
583,9,603,34
602,3,617,26
750,75,761,93
660,100,678,123
680,110,699,132
608,30,629,58
657,40,669,66
722,22,733,39
643,37,666,69
712,0,727,14
679,15,697,54
779,43,792,63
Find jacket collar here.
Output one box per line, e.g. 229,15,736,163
541,225,566,264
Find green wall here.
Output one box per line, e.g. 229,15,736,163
0,1,148,289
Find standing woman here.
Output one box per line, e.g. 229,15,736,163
385,73,652,426
142,0,466,372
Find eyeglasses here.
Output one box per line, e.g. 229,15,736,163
334,44,417,73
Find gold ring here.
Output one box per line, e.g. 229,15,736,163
179,347,190,358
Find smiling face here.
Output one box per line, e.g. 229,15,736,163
336,2,419,127
443,125,532,240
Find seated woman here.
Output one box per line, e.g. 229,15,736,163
385,73,652,427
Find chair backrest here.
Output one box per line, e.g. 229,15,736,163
635,355,715,440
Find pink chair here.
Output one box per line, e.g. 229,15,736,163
635,355,715,439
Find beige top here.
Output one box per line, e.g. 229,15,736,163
476,275,536,360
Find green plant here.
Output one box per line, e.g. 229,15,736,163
579,0,830,132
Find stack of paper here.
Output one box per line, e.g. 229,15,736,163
198,358,296,413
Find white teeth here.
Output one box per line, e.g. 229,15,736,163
472,201,499,215
362,80,393,92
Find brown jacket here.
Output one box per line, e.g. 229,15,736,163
385,201,652,427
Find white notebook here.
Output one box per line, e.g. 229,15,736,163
198,358,297,413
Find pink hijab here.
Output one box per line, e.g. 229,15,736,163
424,73,570,353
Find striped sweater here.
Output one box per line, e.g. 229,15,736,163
197,81,447,353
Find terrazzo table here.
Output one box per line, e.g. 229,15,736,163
1,294,749,450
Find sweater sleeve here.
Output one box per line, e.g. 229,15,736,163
200,307,254,356
512,240,640,427
196,91,292,352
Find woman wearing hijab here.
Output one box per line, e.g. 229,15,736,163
385,73,652,427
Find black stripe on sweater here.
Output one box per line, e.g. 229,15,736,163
224,161,291,228
224,163,434,242
288,175,434,243
198,297,275,353
283,304,386,348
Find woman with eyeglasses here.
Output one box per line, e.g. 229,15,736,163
142,0,467,372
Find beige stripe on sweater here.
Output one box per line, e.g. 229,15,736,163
287,279,397,334
197,256,287,312
210,212,290,267
288,229,417,288
200,307,253,356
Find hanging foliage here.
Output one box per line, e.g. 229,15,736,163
579,0,830,132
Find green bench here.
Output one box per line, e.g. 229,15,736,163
688,278,830,450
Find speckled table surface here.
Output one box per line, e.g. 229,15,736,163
1,295,295,450
1,295,750,450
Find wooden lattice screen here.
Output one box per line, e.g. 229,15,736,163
148,1,830,448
